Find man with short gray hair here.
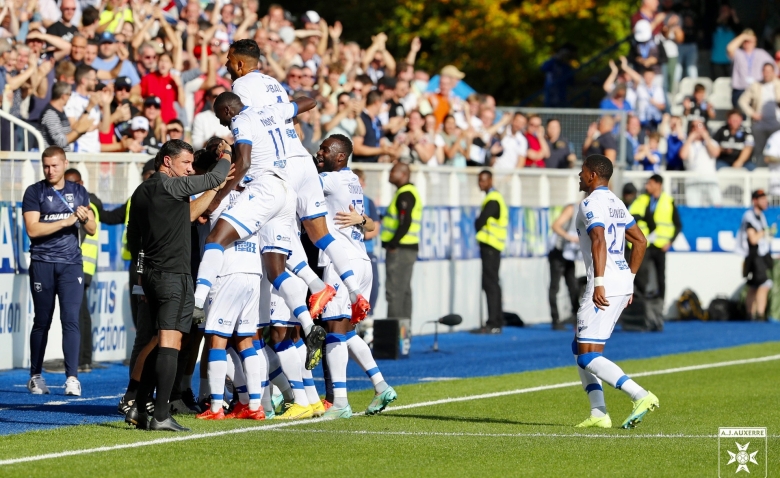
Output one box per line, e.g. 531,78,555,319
41,81,93,149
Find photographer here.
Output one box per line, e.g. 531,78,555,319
125,139,233,432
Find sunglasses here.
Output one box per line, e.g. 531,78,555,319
116,86,130,92
288,74,302,79
62,7,76,11
269,38,281,43
143,55,157,60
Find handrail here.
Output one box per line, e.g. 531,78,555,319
0,109,45,152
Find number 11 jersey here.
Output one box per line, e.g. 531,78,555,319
576,186,636,299
230,103,300,182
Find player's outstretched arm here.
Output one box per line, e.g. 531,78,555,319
588,225,609,310
292,97,317,115
625,223,647,274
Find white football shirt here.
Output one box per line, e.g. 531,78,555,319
231,103,299,182
318,168,368,265
209,190,262,275
576,186,636,298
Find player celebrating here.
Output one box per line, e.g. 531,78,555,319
224,39,370,323
193,92,327,371
197,186,267,421
317,135,397,418
573,155,659,429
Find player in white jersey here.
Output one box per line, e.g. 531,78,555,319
195,188,267,421
573,154,659,430
315,136,397,418
191,92,327,372
225,39,371,324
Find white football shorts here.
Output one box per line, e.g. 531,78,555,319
575,293,632,345
204,273,261,337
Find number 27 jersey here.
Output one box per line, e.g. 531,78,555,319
231,103,299,182
576,186,636,298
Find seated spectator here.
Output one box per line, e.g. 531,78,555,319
630,19,667,76
495,112,528,169
582,116,618,163
545,118,576,169
683,84,715,124
190,85,231,150
524,114,550,168
394,110,441,165
713,109,756,171
140,52,183,124
738,62,780,166
635,131,662,172
728,29,774,108
680,119,722,206
662,114,686,171
40,81,92,149
622,115,645,167
438,114,471,167
711,4,740,79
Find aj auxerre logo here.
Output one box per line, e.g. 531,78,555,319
718,427,767,477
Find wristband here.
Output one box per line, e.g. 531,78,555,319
594,277,605,287
360,215,367,226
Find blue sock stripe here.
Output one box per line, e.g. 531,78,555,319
365,367,380,377
235,385,248,393
292,261,308,274
211,394,224,400
325,333,347,344
293,305,308,318
585,383,603,394
571,339,578,355
332,382,347,389
272,272,292,291
269,368,282,380
208,348,227,362
294,339,304,348
253,339,264,351
615,375,630,390
239,347,258,360
576,352,602,369
289,380,304,390
303,378,315,387
195,278,212,288
273,339,295,352
204,243,225,252
261,381,270,387
314,234,336,250
339,270,354,281
345,330,357,340
249,393,262,400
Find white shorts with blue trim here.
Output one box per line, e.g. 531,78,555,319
220,175,295,255
288,154,327,221
321,257,372,321
575,293,632,345
204,273,261,337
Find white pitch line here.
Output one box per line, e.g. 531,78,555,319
0,353,778,467
270,429,780,439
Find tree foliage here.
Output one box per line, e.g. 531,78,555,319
291,0,634,104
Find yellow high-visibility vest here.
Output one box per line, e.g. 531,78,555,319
121,198,131,260
475,189,508,252
380,183,422,245
81,203,100,276
629,192,676,248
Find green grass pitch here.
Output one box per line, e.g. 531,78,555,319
0,342,778,477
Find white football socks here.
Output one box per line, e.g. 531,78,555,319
314,234,359,297
272,272,314,335
346,331,388,394
576,359,606,417
239,346,265,411
325,333,349,409
274,339,308,407
207,348,227,413
226,347,248,405
194,244,224,308
579,353,648,401
296,339,321,405
265,344,294,402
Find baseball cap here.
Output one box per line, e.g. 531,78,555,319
115,76,131,90
130,116,150,132
278,26,295,45
144,96,161,108
634,19,652,43
752,189,767,199
98,32,115,44
440,65,465,80
301,10,320,24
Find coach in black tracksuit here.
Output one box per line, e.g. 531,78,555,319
126,140,230,432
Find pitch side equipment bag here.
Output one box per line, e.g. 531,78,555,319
676,289,707,320
708,297,739,322
620,290,664,332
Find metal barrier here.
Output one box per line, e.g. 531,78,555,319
0,109,45,153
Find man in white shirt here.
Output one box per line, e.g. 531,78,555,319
680,119,722,206
190,86,231,150
64,64,100,153
573,154,658,430
495,112,528,169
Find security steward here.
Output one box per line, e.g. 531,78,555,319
63,169,102,373
381,162,422,320
472,170,508,334
126,139,231,432
629,174,682,302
